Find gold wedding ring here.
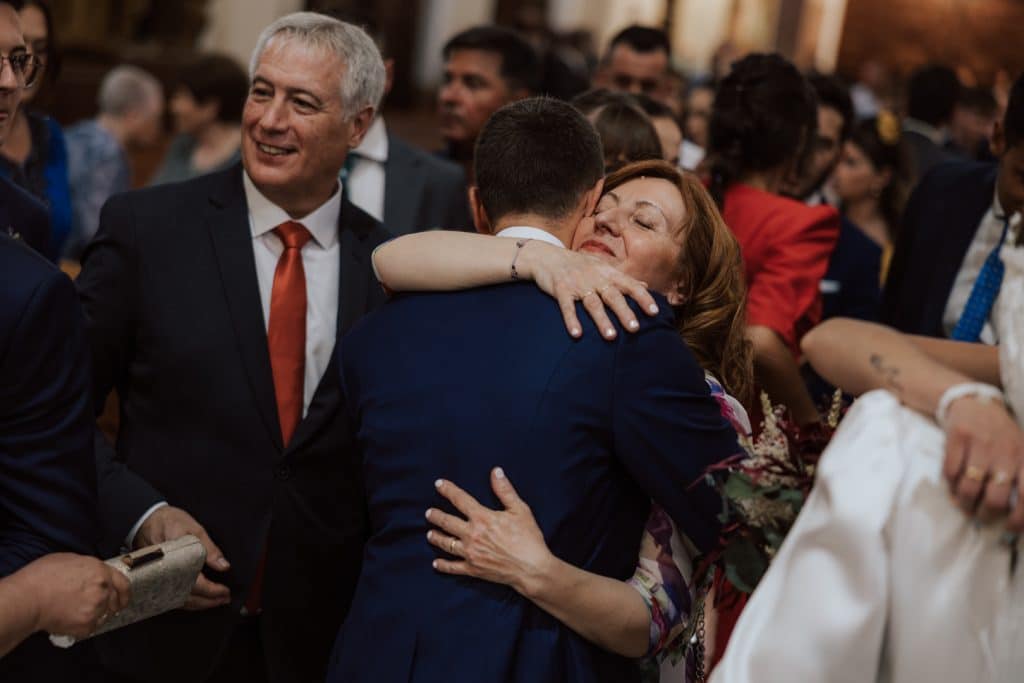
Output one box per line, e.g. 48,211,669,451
449,538,457,554
992,470,1013,486
965,465,987,482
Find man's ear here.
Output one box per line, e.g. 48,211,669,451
991,119,1006,158
469,186,492,234
383,58,396,99
346,106,375,148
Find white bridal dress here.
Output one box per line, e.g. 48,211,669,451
711,243,1024,683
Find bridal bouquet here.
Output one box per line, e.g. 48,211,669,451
698,391,842,595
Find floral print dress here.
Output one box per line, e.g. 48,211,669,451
629,373,751,682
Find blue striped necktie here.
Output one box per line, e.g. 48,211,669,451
951,216,1011,342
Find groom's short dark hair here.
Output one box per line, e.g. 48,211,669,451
474,96,604,222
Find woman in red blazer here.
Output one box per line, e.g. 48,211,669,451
706,54,840,426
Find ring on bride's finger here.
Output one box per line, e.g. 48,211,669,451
449,538,457,554
965,464,987,482
597,283,612,294
992,470,1013,486
580,290,595,299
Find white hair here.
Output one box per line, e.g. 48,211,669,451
249,12,386,121
97,65,163,117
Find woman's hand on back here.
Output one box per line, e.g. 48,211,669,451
426,468,557,599
517,241,660,340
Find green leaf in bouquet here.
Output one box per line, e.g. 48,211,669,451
723,472,757,500
722,536,768,593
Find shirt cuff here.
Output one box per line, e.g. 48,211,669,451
125,501,168,549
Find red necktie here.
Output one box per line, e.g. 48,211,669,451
246,220,311,615
268,220,312,446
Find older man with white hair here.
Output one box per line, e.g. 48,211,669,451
78,12,390,682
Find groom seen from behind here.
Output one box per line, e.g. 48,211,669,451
329,97,740,682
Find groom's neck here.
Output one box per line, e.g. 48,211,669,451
493,213,574,246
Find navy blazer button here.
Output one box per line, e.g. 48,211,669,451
275,464,293,481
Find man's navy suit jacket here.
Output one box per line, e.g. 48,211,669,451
881,160,998,336
329,284,739,683
0,233,98,679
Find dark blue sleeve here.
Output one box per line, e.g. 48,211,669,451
0,269,98,576
42,118,73,260
77,194,165,552
611,318,739,554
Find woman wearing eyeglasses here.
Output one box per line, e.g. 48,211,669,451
0,0,71,262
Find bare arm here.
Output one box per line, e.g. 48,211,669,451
427,470,652,658
800,318,1000,414
372,231,658,339
748,325,820,425
802,318,1024,529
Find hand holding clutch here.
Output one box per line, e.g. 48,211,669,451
49,535,206,648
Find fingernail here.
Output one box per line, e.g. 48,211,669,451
214,558,229,570
649,304,659,314
424,509,432,519
571,327,581,337
628,319,638,330
605,328,615,338
494,467,505,479
426,530,433,540
432,560,439,569
434,479,443,489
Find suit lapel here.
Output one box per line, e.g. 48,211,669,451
923,165,998,334
383,136,425,236
205,165,284,451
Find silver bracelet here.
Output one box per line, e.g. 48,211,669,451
935,382,1004,428
510,239,531,281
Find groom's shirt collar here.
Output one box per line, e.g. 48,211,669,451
495,225,565,248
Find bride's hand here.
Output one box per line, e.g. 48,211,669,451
943,396,1024,530
517,241,659,340
426,468,556,598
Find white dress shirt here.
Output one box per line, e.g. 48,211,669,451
245,172,341,414
942,190,1020,343
126,173,342,547
495,225,565,248
713,390,1024,683
346,116,389,222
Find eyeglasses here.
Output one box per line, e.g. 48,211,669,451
0,53,41,88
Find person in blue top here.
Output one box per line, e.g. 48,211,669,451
0,0,70,261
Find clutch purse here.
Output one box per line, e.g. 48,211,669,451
49,534,207,648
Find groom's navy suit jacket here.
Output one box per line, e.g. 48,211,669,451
329,284,740,683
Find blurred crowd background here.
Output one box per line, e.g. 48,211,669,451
34,0,1024,186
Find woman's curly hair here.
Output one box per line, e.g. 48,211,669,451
604,160,754,405
706,53,818,208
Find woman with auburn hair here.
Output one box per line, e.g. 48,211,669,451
371,159,752,681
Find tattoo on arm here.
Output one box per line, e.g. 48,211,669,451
869,353,905,394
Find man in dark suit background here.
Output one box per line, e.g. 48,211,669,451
0,1,129,677
329,98,739,682
901,65,962,187
437,25,538,182
338,13,471,234
882,72,1024,341
77,12,390,682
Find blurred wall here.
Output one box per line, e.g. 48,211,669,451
837,0,1024,84
199,0,304,68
